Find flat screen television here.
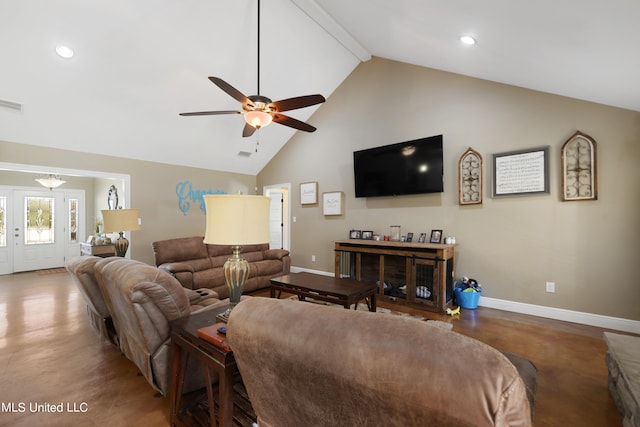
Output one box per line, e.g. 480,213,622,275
353,135,443,197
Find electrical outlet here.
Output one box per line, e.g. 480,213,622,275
546,282,555,293
311,255,316,262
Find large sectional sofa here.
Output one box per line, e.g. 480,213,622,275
152,236,291,297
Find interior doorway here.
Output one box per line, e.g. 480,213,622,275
263,183,290,251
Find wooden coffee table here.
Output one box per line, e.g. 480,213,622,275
270,272,377,312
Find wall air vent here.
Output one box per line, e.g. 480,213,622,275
238,151,252,157
0,99,23,112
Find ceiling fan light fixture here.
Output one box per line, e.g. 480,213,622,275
244,110,272,128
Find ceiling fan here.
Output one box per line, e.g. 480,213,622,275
180,0,326,138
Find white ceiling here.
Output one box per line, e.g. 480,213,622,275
1,0,638,176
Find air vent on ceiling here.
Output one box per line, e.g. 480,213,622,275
238,151,252,157
0,98,23,112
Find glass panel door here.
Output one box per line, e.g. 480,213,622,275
13,190,65,272
24,196,55,245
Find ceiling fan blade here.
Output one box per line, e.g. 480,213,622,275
242,122,257,138
208,77,252,106
269,94,326,112
179,110,242,116
272,114,317,132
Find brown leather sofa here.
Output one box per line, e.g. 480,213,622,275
90,257,229,395
228,297,537,427
152,236,291,297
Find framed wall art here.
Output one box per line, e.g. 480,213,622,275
492,146,550,198
323,191,344,216
561,131,597,201
300,181,318,205
458,147,483,205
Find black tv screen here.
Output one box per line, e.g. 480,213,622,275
354,135,443,197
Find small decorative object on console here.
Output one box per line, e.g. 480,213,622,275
197,322,232,351
390,225,401,241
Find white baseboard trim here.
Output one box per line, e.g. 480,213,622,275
478,296,640,335
290,266,640,334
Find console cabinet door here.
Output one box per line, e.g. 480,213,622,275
410,257,440,308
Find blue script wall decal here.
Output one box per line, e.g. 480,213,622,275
176,181,225,215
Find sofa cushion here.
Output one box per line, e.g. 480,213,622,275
252,259,287,277
153,236,209,265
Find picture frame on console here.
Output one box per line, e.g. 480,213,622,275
406,232,414,242
430,230,442,243
361,231,373,240
349,230,362,239
418,233,426,243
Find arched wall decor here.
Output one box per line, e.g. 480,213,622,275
458,147,483,205
561,131,597,201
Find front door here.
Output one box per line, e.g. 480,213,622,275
12,189,65,272
0,188,85,274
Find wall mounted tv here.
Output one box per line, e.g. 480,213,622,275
353,134,443,198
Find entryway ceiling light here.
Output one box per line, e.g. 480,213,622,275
35,174,66,190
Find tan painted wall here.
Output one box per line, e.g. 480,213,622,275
0,140,256,265
258,57,640,320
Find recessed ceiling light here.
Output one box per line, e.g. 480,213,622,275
55,45,75,59
460,36,476,46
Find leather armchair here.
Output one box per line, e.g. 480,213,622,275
66,255,118,345
94,257,228,395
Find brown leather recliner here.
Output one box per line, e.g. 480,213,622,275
94,257,228,395
66,255,118,345
227,297,536,427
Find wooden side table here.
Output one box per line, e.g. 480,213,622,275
170,307,249,427
79,242,116,258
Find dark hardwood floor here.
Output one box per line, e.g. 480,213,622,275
0,270,628,426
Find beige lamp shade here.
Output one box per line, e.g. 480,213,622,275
101,209,140,233
203,195,270,245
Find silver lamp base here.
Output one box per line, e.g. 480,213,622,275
218,245,249,323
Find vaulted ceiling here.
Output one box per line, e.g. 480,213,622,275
1,0,638,175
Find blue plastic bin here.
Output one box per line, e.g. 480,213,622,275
454,283,481,309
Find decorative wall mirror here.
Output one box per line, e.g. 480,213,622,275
458,147,483,205
561,131,597,201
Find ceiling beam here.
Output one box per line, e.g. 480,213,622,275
290,0,371,62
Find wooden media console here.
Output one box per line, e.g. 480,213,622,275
335,240,456,313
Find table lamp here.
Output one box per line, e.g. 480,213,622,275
203,194,270,322
101,208,140,257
